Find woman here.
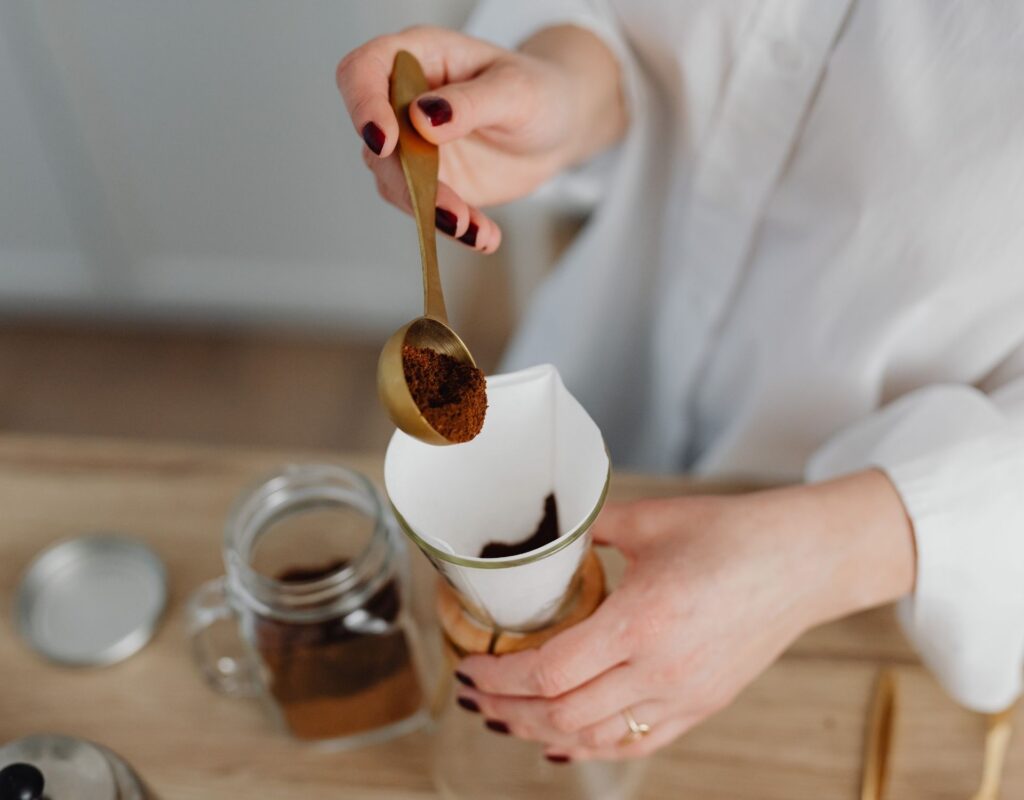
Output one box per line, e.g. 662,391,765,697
337,2,1024,763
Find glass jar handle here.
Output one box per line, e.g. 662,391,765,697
186,577,260,697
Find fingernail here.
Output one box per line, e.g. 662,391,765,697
454,670,476,688
417,96,453,126
457,696,480,713
457,221,479,247
485,719,510,735
361,121,385,155
436,208,458,236
546,754,571,764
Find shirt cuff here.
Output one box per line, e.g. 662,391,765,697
884,434,1024,712
808,385,1024,711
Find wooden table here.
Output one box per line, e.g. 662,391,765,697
0,434,1019,799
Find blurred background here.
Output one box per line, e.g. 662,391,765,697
0,0,579,453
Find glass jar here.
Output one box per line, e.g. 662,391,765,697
186,464,429,748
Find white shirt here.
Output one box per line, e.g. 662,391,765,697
469,1,1024,712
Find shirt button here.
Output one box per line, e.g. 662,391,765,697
770,39,805,72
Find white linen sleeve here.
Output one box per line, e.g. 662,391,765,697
807,379,1024,712
464,0,637,208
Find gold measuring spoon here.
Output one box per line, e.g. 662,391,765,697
971,702,1016,800
376,50,478,445
861,668,897,800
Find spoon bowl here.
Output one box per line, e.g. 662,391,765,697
377,316,477,446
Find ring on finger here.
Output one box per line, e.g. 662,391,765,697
620,707,651,744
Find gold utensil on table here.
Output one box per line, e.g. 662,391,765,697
861,668,898,800
376,50,478,445
970,703,1016,800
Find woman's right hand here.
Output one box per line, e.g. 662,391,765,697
336,24,626,252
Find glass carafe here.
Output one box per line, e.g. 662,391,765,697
385,365,647,798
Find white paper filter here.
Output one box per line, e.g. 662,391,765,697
384,364,609,630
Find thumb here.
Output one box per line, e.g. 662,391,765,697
590,502,643,554
409,66,529,145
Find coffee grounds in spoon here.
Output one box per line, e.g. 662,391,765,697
402,344,487,443
479,494,559,558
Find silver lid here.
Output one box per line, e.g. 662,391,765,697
15,534,167,666
0,735,151,800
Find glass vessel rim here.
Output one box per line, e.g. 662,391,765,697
224,463,390,599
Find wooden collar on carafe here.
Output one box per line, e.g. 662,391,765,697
436,550,606,657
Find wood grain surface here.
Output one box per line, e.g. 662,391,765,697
0,434,1018,798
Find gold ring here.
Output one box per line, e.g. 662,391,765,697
620,707,651,744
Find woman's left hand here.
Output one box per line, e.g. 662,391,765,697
453,469,916,762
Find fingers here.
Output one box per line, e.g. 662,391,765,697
455,663,650,746
337,26,502,158
362,147,502,251
455,206,503,253
557,700,672,751
408,62,532,145
338,48,400,158
457,593,632,698
590,502,644,552
548,713,699,763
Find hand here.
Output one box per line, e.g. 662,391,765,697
336,25,626,252
453,470,916,762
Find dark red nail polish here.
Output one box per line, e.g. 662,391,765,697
361,121,385,155
436,208,458,236
458,222,479,247
417,96,453,126
457,696,480,713
485,719,510,735
455,670,476,688
546,754,571,764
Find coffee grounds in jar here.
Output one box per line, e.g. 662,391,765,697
479,494,560,558
254,560,422,741
401,344,487,443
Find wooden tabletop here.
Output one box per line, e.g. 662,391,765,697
0,433,1019,799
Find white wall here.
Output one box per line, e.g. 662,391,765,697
0,0,481,334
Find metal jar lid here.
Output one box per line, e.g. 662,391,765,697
15,534,168,666
0,734,152,799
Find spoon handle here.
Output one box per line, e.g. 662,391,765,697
390,51,447,324
861,668,897,800
971,704,1015,800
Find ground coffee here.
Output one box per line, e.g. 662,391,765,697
401,344,487,443
479,494,560,558
254,560,422,741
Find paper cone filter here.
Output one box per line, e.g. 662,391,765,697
384,364,610,630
